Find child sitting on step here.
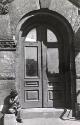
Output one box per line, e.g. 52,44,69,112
2,89,23,123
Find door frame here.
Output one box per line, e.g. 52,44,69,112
15,9,76,116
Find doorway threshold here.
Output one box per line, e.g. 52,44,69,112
21,108,70,119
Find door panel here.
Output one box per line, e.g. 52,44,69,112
52,75,65,107
42,41,65,108
23,42,42,108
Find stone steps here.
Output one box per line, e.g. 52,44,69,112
21,108,72,119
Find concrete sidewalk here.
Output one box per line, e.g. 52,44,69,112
17,108,80,125
1,108,80,125
17,117,80,125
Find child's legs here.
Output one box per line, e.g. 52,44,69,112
8,108,16,114
16,108,21,119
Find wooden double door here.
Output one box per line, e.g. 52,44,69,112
22,25,71,108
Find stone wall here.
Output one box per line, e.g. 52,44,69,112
0,14,12,40
9,0,40,35
0,0,80,106
0,51,16,105
9,0,79,34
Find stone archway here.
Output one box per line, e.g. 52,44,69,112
15,9,76,116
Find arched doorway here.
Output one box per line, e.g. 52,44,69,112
16,9,76,110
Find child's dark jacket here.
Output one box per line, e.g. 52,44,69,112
2,94,21,114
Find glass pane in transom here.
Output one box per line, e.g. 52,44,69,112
47,29,57,42
25,28,37,42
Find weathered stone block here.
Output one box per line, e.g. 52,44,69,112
75,51,80,74
4,114,16,125
9,0,40,35
0,14,12,39
76,79,80,103
0,51,15,79
49,0,78,32
40,0,51,8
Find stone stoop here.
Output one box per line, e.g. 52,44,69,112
21,108,65,119
4,114,17,125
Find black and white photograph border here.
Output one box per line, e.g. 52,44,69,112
0,0,80,125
